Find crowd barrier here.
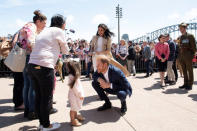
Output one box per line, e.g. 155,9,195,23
0,55,160,77
2,55,196,76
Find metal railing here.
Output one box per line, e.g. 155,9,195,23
0,56,159,76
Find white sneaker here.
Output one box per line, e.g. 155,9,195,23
38,125,43,131
42,123,61,131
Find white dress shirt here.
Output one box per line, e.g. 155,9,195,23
103,67,113,89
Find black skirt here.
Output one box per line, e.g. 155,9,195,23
117,54,127,66
156,54,167,72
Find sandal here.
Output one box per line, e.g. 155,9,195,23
76,115,85,122
71,119,82,127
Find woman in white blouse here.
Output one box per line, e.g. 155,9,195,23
28,14,69,131
116,39,128,69
90,24,130,76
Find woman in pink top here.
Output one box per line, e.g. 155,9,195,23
155,34,170,87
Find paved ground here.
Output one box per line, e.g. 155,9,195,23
0,69,197,131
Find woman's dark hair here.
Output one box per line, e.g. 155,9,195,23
67,61,81,88
96,23,115,39
50,14,66,28
158,34,165,41
33,10,47,23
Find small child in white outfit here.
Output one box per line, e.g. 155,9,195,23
67,61,85,126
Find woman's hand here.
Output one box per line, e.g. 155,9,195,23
161,58,166,62
80,97,84,100
121,56,125,60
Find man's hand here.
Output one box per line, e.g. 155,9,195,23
98,78,110,89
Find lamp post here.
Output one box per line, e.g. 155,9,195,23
116,4,122,44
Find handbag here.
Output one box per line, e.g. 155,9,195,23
4,43,26,72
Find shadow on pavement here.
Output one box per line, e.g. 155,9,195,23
83,95,117,105
135,76,145,79
67,95,117,107
0,99,12,105
0,113,27,128
194,81,197,85
0,105,21,115
18,125,38,131
162,88,188,94
144,81,162,91
59,122,73,131
188,94,197,101
80,107,121,125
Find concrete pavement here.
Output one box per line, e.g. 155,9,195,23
0,69,197,131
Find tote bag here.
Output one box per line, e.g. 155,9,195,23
4,43,26,72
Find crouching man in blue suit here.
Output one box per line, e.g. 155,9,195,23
92,55,132,114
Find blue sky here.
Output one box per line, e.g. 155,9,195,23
0,0,197,42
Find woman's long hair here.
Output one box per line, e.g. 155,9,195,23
67,61,81,88
96,24,115,39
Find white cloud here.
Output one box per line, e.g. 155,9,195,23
0,0,24,8
167,8,197,23
33,0,58,4
184,8,197,22
67,15,75,24
92,14,110,25
168,13,180,20
77,0,89,2
16,19,26,28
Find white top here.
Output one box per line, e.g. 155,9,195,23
117,44,128,55
29,27,69,69
96,37,103,52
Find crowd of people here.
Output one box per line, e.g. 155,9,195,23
0,9,197,131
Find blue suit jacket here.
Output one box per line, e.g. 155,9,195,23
93,64,132,97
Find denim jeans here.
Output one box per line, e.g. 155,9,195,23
23,55,35,112
145,60,151,75
86,62,92,76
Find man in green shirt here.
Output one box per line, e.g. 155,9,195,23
178,23,196,90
